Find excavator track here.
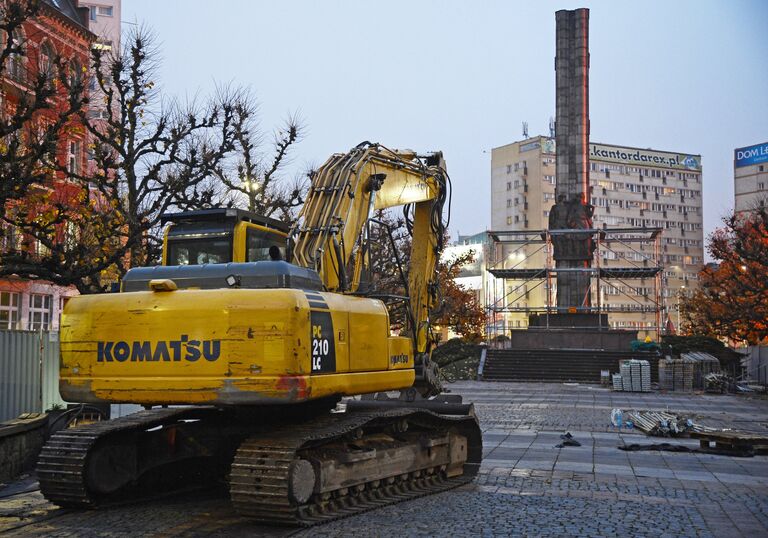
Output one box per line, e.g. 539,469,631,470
37,407,225,508
230,408,481,527
38,404,481,527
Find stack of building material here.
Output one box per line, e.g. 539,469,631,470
612,373,623,391
625,410,693,437
620,361,632,391
613,360,651,392
659,353,720,392
631,361,643,391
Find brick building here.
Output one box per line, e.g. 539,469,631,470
0,0,95,330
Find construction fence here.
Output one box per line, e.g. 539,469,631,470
0,330,65,422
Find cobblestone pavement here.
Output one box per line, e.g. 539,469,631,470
1,381,767,537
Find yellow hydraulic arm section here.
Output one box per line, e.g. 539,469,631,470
291,142,449,358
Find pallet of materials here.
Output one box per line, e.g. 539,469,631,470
659,352,720,392
613,359,651,392
690,430,768,456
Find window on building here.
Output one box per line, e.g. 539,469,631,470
759,165,764,172
93,39,113,51
506,164,511,174
28,294,52,330
0,292,21,330
6,29,25,81
68,140,81,175
506,199,511,208
759,182,765,190
1,224,19,251
64,221,78,251
39,41,55,82
69,59,82,86
89,6,97,20
98,5,114,16
506,216,512,225
35,239,51,257
514,215,519,223
506,181,511,191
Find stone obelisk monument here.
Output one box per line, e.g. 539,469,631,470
549,8,595,310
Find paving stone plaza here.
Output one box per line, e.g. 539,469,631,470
1,381,767,537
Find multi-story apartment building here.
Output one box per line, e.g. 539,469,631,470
0,0,95,331
734,141,768,215
81,0,120,51
490,136,704,336
80,0,120,167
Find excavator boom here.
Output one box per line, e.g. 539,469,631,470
293,143,449,392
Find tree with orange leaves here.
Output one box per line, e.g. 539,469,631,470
433,249,487,342
681,207,768,344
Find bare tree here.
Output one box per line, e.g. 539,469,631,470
2,20,309,292
214,96,306,223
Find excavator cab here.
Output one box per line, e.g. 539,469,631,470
161,208,289,266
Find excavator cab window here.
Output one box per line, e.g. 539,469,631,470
246,227,286,262
165,222,233,266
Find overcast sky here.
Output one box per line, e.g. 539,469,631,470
121,0,767,242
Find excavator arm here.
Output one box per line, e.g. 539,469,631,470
291,142,450,393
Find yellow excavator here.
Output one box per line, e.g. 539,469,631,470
38,142,481,526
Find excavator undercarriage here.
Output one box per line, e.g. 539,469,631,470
39,401,481,526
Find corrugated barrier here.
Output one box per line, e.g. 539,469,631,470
0,330,65,422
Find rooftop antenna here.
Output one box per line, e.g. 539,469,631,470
522,121,529,139
549,116,555,138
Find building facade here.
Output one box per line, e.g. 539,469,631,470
80,0,120,132
490,136,704,337
734,141,768,215
0,0,95,331
439,231,502,341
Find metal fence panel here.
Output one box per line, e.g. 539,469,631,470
743,346,768,385
0,330,64,422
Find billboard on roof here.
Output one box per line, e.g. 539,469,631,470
735,142,768,168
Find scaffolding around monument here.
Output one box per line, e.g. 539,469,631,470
485,227,665,339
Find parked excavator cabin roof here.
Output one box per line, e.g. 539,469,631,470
160,208,289,233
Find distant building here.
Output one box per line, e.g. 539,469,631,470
439,231,501,340
80,0,120,132
81,1,120,51
490,136,704,336
0,1,95,331
734,141,768,215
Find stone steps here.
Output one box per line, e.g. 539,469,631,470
481,349,660,383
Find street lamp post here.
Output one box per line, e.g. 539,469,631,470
242,177,261,212
676,285,686,332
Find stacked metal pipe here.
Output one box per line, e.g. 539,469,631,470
626,410,693,437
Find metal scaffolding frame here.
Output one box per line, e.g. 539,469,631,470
485,227,665,336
